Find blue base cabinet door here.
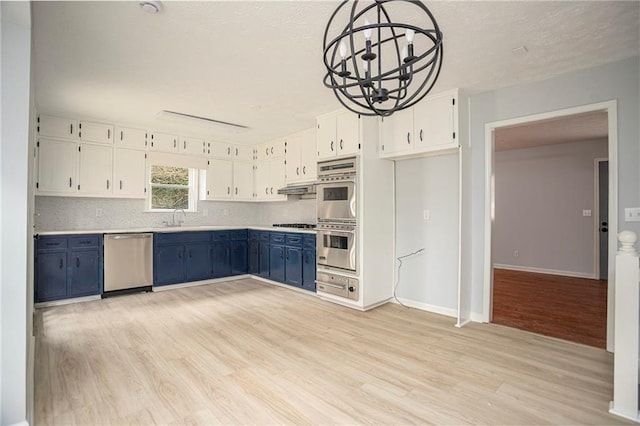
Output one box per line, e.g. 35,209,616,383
302,249,316,292
248,240,259,275
36,251,67,301
258,241,270,278
154,245,185,285
269,245,285,283
285,246,303,287
69,250,101,297
212,242,231,278
231,240,248,275
186,242,213,282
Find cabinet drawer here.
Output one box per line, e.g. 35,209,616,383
37,237,68,251
303,235,316,250
285,234,303,247
230,229,248,240
155,231,211,245
270,232,285,244
258,231,270,242
69,235,101,249
212,231,231,241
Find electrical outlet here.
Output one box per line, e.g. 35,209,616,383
514,250,519,258
423,209,430,221
96,208,103,217
582,209,591,217
625,207,640,222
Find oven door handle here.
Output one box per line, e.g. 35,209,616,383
318,229,355,235
315,281,345,289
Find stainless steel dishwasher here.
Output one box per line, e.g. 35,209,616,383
104,233,153,294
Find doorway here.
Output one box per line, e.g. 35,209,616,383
484,101,617,351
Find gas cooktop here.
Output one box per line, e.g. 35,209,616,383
272,223,317,229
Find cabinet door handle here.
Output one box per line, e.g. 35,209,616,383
340,139,343,150
235,187,238,195
228,187,231,195
106,179,110,190
76,257,80,268
69,177,72,188
120,130,124,141
303,166,306,175
265,147,269,156
174,139,177,148
271,147,274,154
270,187,273,195
70,123,73,135
59,258,63,269
420,129,423,142
235,147,238,156
265,187,268,195
407,132,411,144
107,129,111,140
178,251,182,259
331,141,334,151
296,167,299,176
184,141,187,150
120,180,123,190
228,147,231,155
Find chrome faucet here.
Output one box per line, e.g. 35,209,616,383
173,208,186,227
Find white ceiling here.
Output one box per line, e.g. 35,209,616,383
494,110,608,151
32,1,639,145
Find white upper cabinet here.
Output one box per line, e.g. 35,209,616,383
78,121,114,144
114,148,146,198
116,126,147,149
150,132,179,152
207,141,232,158
38,115,77,140
285,128,317,184
233,161,254,200
254,159,285,201
37,138,78,194
233,145,253,162
180,137,205,156
256,139,285,162
204,159,233,200
379,89,460,160
79,144,113,195
317,110,360,160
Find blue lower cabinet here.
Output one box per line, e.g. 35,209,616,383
258,240,270,278
154,245,186,285
285,246,303,287
269,244,285,282
231,240,248,275
212,242,231,278
35,234,103,302
36,251,68,301
248,240,259,274
186,242,213,282
69,250,101,297
302,248,316,292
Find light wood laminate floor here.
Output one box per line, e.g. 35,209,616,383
35,278,629,425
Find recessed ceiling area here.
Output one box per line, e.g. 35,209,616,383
32,1,639,144
494,110,608,151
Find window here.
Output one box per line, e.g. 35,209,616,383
149,165,198,211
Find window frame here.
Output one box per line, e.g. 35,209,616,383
147,165,198,213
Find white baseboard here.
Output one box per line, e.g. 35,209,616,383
391,297,458,318
35,295,101,308
493,264,596,279
608,401,640,423
8,421,29,426
152,275,251,292
250,275,319,297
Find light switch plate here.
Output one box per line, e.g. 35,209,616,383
624,207,640,222
582,209,591,217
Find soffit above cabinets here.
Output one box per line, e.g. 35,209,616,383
32,1,639,145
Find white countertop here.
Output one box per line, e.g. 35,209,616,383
36,225,317,236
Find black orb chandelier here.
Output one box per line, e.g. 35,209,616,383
323,0,443,117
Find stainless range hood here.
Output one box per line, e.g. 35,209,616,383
277,183,316,197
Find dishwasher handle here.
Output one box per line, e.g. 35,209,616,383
105,233,153,240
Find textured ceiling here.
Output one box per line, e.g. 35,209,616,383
494,110,608,151
32,1,640,144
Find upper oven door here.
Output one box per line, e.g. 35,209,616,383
317,181,356,221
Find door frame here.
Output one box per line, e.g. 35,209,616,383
483,100,618,352
594,157,608,281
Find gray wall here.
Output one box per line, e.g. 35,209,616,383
469,56,640,316
395,154,459,313
1,2,31,424
34,196,316,232
493,139,608,277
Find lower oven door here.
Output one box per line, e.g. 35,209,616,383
317,227,357,272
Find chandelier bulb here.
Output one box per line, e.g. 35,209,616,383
364,19,372,40
405,29,415,43
339,41,348,59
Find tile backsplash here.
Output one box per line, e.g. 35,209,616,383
34,196,316,232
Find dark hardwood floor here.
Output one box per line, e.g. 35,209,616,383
492,268,607,348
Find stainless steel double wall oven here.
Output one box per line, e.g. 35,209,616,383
316,157,359,300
